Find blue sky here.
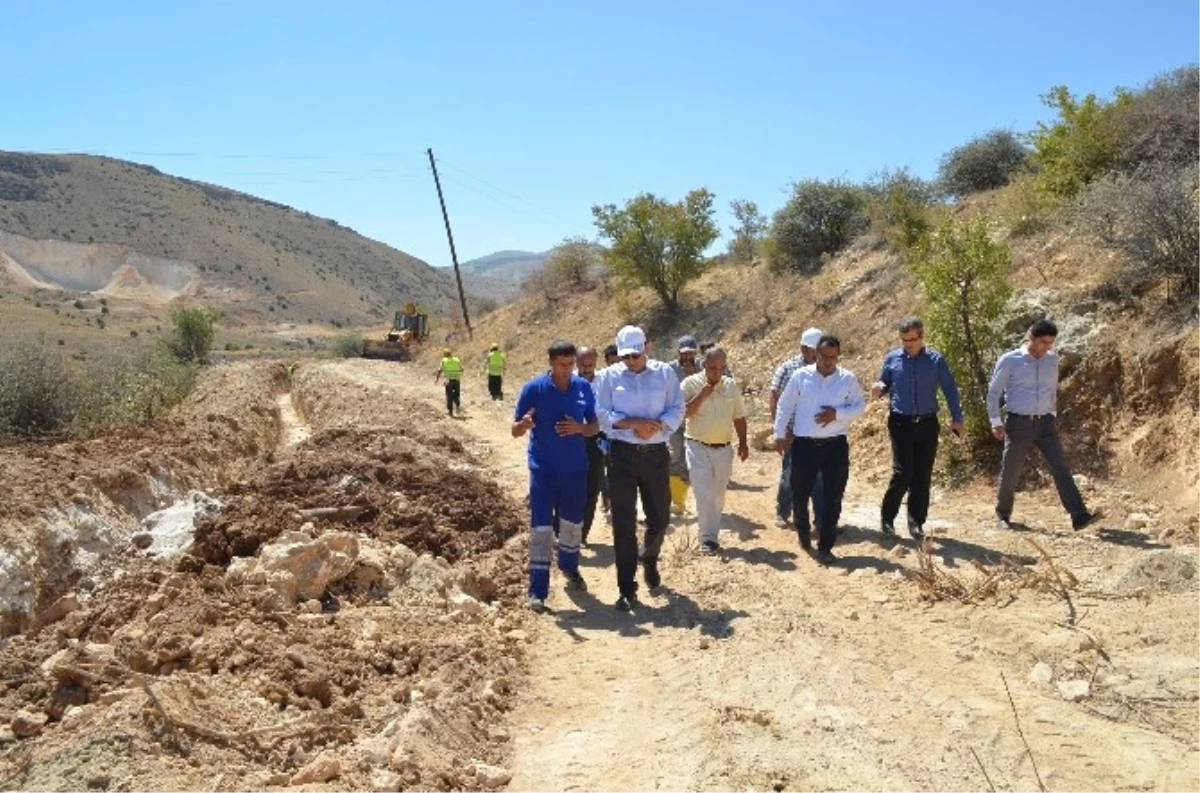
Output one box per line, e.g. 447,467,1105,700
5,0,1197,266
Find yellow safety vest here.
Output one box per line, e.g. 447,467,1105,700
486,350,506,376
440,356,463,380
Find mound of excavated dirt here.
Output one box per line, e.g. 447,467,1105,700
191,425,523,570
0,359,535,792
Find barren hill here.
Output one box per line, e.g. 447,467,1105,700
0,151,465,329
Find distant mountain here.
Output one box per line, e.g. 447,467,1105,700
0,151,465,328
444,249,551,302
457,249,549,282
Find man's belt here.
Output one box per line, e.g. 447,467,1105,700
685,437,730,448
611,439,667,452
796,435,845,445
892,412,937,422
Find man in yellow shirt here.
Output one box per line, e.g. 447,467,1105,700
485,343,507,401
434,347,464,417
681,346,749,553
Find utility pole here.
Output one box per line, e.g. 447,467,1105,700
427,148,472,340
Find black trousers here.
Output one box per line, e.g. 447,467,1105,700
444,380,461,414
581,438,606,541
880,414,940,527
790,436,850,554
487,374,503,400
608,440,670,598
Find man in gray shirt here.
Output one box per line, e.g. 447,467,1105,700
987,319,1100,531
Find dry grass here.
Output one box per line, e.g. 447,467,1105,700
912,537,1079,606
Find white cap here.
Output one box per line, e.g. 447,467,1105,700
616,325,647,356
801,327,824,349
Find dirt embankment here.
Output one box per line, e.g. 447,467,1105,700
0,359,535,792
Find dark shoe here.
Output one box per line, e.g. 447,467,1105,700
908,520,925,541
881,521,896,536
1072,510,1102,531
816,550,838,566
564,571,587,591
642,560,661,590
797,531,812,552
995,513,1012,530
701,540,720,554
615,595,640,612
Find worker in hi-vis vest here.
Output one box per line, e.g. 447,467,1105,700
486,343,507,402
435,348,464,417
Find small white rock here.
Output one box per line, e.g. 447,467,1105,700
1073,474,1090,490
1124,513,1151,531
474,763,512,787
1029,662,1054,685
370,769,402,793
1057,679,1091,702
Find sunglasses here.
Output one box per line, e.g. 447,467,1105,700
621,352,644,361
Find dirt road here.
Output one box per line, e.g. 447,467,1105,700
1,359,1195,792
370,362,1199,792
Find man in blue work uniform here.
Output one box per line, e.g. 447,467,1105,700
870,317,964,541
987,319,1100,532
594,325,685,612
512,340,599,612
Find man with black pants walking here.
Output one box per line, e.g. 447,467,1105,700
870,317,964,541
434,348,463,417
774,335,865,565
574,346,607,545
988,319,1101,531
770,327,825,530
594,325,684,611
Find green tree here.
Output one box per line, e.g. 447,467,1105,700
937,130,1030,198
545,236,602,287
769,179,869,273
592,189,718,313
908,216,1012,440
169,306,223,363
863,167,938,252
1030,85,1132,198
727,199,768,261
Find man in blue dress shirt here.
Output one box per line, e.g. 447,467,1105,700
594,325,685,611
512,340,599,612
987,319,1100,531
870,317,964,541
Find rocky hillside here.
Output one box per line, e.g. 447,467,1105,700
0,151,465,329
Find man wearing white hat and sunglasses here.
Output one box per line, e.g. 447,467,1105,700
769,327,826,532
594,325,685,612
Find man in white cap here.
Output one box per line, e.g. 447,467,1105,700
769,328,826,530
594,325,685,612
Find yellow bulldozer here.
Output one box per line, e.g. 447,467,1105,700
362,302,429,361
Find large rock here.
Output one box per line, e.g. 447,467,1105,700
228,529,359,605
1057,679,1091,702
11,709,48,738
473,763,512,788
290,755,342,785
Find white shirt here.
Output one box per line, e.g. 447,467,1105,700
773,364,866,439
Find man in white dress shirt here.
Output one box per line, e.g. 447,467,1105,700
773,334,866,565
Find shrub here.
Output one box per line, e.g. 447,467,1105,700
908,216,1012,441
1030,85,1132,198
1075,161,1199,302
0,338,196,438
862,167,939,252
937,130,1030,198
168,306,222,363
727,199,769,261
769,179,869,273
1113,65,1199,173
332,332,364,358
995,173,1063,237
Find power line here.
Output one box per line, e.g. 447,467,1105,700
437,171,576,236
434,157,579,229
